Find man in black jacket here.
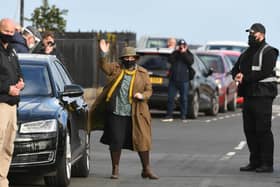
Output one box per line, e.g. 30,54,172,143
0,18,24,187
162,39,194,122
232,23,279,173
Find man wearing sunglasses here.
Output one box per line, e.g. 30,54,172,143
232,23,279,173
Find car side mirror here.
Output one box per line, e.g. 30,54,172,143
61,84,84,97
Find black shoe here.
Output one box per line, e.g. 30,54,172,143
240,164,257,172
161,116,173,122
255,165,273,173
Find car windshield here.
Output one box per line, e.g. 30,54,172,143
146,39,169,48
197,54,224,73
226,55,239,65
20,64,52,96
138,54,170,70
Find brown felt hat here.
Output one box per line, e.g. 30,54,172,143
119,47,139,60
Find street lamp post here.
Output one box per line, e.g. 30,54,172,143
20,0,24,26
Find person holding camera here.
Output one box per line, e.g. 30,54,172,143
35,31,64,64
162,39,194,123
41,31,56,54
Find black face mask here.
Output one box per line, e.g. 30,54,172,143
122,60,136,69
0,33,13,43
248,35,261,47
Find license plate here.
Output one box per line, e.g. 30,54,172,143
150,77,163,84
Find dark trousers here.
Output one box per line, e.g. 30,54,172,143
242,96,274,166
167,80,189,118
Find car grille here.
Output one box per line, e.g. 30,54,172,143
13,138,57,154
11,151,55,166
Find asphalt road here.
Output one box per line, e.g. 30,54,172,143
10,95,280,187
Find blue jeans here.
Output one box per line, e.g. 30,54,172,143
166,80,189,118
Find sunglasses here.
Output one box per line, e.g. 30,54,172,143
47,41,55,46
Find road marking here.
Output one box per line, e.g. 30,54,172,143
204,113,241,123
220,152,236,160
234,141,247,150
220,141,246,161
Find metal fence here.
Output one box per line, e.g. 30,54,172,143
55,32,136,88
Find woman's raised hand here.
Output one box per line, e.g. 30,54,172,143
100,39,110,53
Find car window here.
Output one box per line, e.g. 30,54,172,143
194,56,208,76
138,54,170,70
53,60,72,85
146,39,168,48
20,64,52,96
49,60,66,92
223,56,233,72
197,54,224,73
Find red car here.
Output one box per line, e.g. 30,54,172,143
218,50,241,65
218,50,243,105
195,51,238,112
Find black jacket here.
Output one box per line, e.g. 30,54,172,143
231,41,279,97
168,49,194,82
0,40,23,105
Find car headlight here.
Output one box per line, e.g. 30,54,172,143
20,119,57,134
215,79,222,89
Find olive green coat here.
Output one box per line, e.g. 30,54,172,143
88,57,153,151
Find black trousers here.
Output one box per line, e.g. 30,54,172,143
242,96,274,166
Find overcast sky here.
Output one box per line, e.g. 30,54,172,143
0,0,279,49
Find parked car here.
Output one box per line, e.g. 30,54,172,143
217,50,243,105
218,50,241,65
10,54,90,187
137,36,183,49
198,41,248,53
137,48,219,118
195,51,238,112
137,36,201,50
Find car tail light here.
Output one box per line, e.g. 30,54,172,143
166,70,170,77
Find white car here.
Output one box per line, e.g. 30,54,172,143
137,36,183,49
198,41,248,52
